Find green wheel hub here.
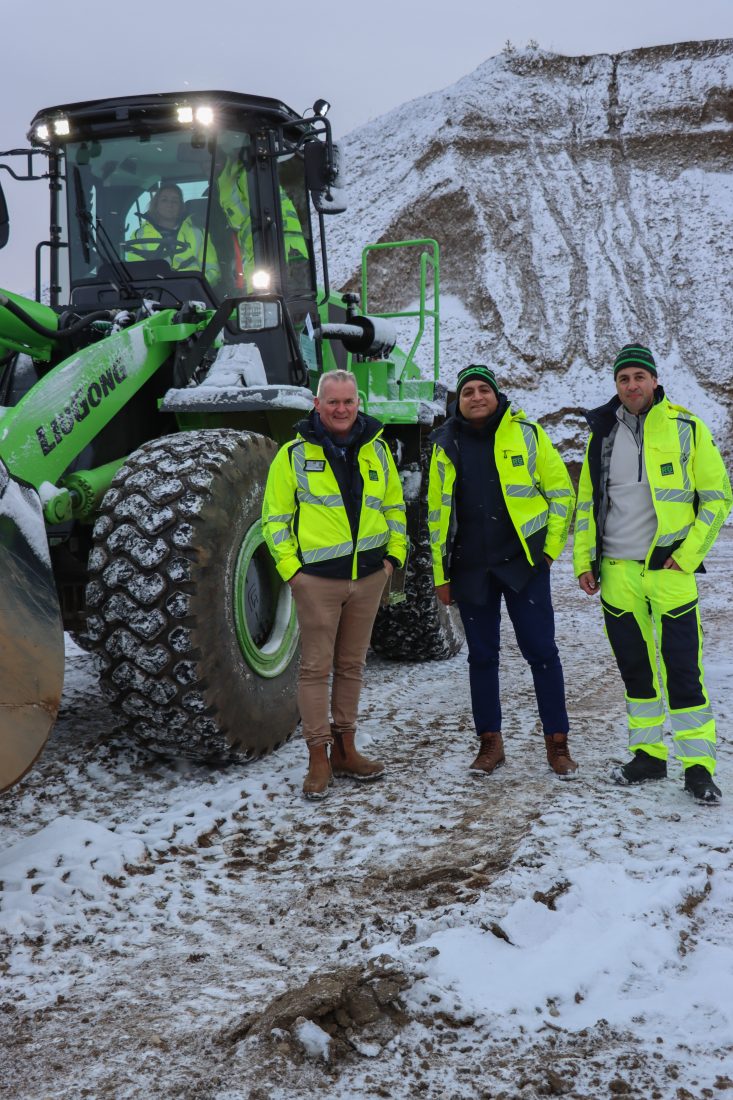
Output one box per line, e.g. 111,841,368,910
233,520,299,678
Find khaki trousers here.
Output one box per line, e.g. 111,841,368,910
291,569,387,747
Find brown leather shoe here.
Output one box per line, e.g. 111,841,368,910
331,729,384,782
468,732,506,776
545,733,578,779
303,744,333,800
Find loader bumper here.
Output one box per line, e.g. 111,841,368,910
0,461,64,793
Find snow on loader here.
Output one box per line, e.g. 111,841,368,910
0,90,460,793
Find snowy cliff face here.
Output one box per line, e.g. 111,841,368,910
327,40,733,462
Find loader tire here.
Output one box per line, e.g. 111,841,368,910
370,454,463,662
85,430,300,761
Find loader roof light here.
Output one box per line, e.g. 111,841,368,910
313,98,330,118
251,269,271,291
177,106,194,124
195,106,214,126
35,124,50,142
53,118,70,136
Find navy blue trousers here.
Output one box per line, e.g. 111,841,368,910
457,567,569,737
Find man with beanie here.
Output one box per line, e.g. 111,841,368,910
427,365,577,778
262,370,407,800
574,344,732,804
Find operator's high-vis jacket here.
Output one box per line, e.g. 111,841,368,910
573,391,732,579
427,406,575,587
126,217,220,283
262,414,407,583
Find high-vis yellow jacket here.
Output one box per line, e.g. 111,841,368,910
262,413,407,582
428,407,575,587
573,391,732,578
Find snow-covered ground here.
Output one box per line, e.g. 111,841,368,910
1,529,731,1099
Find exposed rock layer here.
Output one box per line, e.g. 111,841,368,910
329,40,733,459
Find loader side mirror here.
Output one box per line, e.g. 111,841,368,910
0,183,9,249
305,140,347,215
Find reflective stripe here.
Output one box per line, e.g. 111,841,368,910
546,488,573,498
387,519,406,533
375,441,390,482
675,738,717,761
676,419,692,491
575,517,589,532
267,513,292,524
521,510,548,537
430,529,441,544
670,706,714,732
627,698,665,720
548,500,568,516
299,491,342,507
629,725,665,746
577,500,592,512
365,495,382,511
698,508,717,527
519,422,538,479
428,509,441,523
654,488,695,503
698,489,728,502
506,484,540,498
302,541,353,563
271,528,292,545
441,493,452,507
656,525,691,546
357,533,388,552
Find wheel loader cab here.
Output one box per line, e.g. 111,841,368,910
29,93,319,316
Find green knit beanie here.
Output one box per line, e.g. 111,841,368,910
455,364,500,400
613,344,657,378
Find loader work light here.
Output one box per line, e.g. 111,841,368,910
195,106,214,126
251,270,271,291
53,119,70,136
237,300,281,332
177,106,194,123
35,124,50,142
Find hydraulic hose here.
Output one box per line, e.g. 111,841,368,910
0,293,112,341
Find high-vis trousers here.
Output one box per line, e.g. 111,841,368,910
599,557,716,774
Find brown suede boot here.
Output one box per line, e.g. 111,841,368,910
303,744,333,800
545,733,578,779
331,729,384,782
468,732,506,776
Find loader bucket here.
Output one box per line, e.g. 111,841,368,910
0,462,64,793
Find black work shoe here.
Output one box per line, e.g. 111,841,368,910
684,764,722,805
612,750,667,786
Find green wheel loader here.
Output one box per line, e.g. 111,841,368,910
0,90,461,793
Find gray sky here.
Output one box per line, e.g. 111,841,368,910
1,0,731,290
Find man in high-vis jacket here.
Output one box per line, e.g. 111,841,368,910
574,344,732,804
428,365,577,779
262,370,407,800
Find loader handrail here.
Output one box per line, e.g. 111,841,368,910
360,239,440,384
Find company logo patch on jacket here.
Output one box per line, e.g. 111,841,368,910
368,469,379,481
660,462,674,476
511,455,524,467
304,460,326,472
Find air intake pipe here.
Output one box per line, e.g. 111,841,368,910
317,314,397,359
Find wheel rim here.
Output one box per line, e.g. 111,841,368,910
233,520,299,678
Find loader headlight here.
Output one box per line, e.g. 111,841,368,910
237,299,281,332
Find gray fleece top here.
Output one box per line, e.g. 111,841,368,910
602,404,658,560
